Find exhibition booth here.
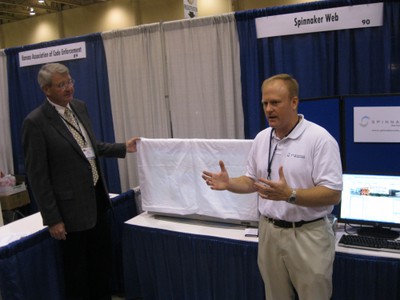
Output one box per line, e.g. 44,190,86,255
1,0,400,299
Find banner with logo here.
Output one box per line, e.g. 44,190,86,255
354,106,400,143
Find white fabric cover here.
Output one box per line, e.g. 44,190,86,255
137,138,259,224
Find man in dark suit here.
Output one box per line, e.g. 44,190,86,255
21,63,140,300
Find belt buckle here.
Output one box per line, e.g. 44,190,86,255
269,217,291,228
269,217,277,226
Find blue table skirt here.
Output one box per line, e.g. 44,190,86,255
0,229,64,300
123,224,265,300
123,222,400,300
333,252,400,300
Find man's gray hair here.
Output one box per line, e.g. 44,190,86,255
37,63,70,89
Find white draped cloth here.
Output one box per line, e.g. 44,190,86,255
137,138,259,224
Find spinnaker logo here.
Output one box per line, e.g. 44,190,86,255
359,115,400,128
359,116,370,127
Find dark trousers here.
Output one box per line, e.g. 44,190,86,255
60,186,112,300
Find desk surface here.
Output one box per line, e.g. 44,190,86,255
0,212,45,248
0,193,121,249
126,212,259,243
128,213,400,260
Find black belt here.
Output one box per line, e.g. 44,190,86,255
265,216,324,228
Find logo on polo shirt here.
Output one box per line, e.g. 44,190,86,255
287,152,305,159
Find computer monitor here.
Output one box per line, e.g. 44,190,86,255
339,173,400,239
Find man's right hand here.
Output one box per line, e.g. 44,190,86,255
49,222,67,240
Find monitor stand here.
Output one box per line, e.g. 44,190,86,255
357,226,400,240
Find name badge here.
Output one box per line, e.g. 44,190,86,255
82,147,95,160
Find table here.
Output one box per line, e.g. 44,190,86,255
333,226,400,300
123,213,263,300
0,190,138,300
123,213,400,300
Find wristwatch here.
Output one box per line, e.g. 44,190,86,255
287,189,297,204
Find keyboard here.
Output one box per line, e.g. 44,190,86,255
338,234,400,253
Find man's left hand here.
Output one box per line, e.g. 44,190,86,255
126,137,140,153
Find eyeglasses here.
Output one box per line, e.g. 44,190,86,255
54,79,75,90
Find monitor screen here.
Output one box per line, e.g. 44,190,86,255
339,173,400,238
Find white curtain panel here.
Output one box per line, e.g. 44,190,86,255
102,24,171,190
163,14,244,139
0,50,13,175
102,14,244,191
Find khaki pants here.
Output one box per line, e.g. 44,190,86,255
258,216,335,300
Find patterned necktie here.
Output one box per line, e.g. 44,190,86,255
64,107,99,185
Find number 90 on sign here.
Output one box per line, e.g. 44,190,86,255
362,19,370,25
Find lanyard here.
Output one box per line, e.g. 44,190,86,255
267,129,277,180
267,117,300,180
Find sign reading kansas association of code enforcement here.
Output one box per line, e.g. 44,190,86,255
256,2,383,38
19,42,87,67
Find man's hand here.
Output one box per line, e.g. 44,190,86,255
202,160,230,191
126,137,141,153
49,222,67,240
253,166,291,200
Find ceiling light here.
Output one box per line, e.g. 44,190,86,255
29,7,36,15
38,0,45,3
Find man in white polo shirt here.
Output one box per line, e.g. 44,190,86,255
202,73,342,300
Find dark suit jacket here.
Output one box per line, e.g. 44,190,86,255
22,99,126,232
